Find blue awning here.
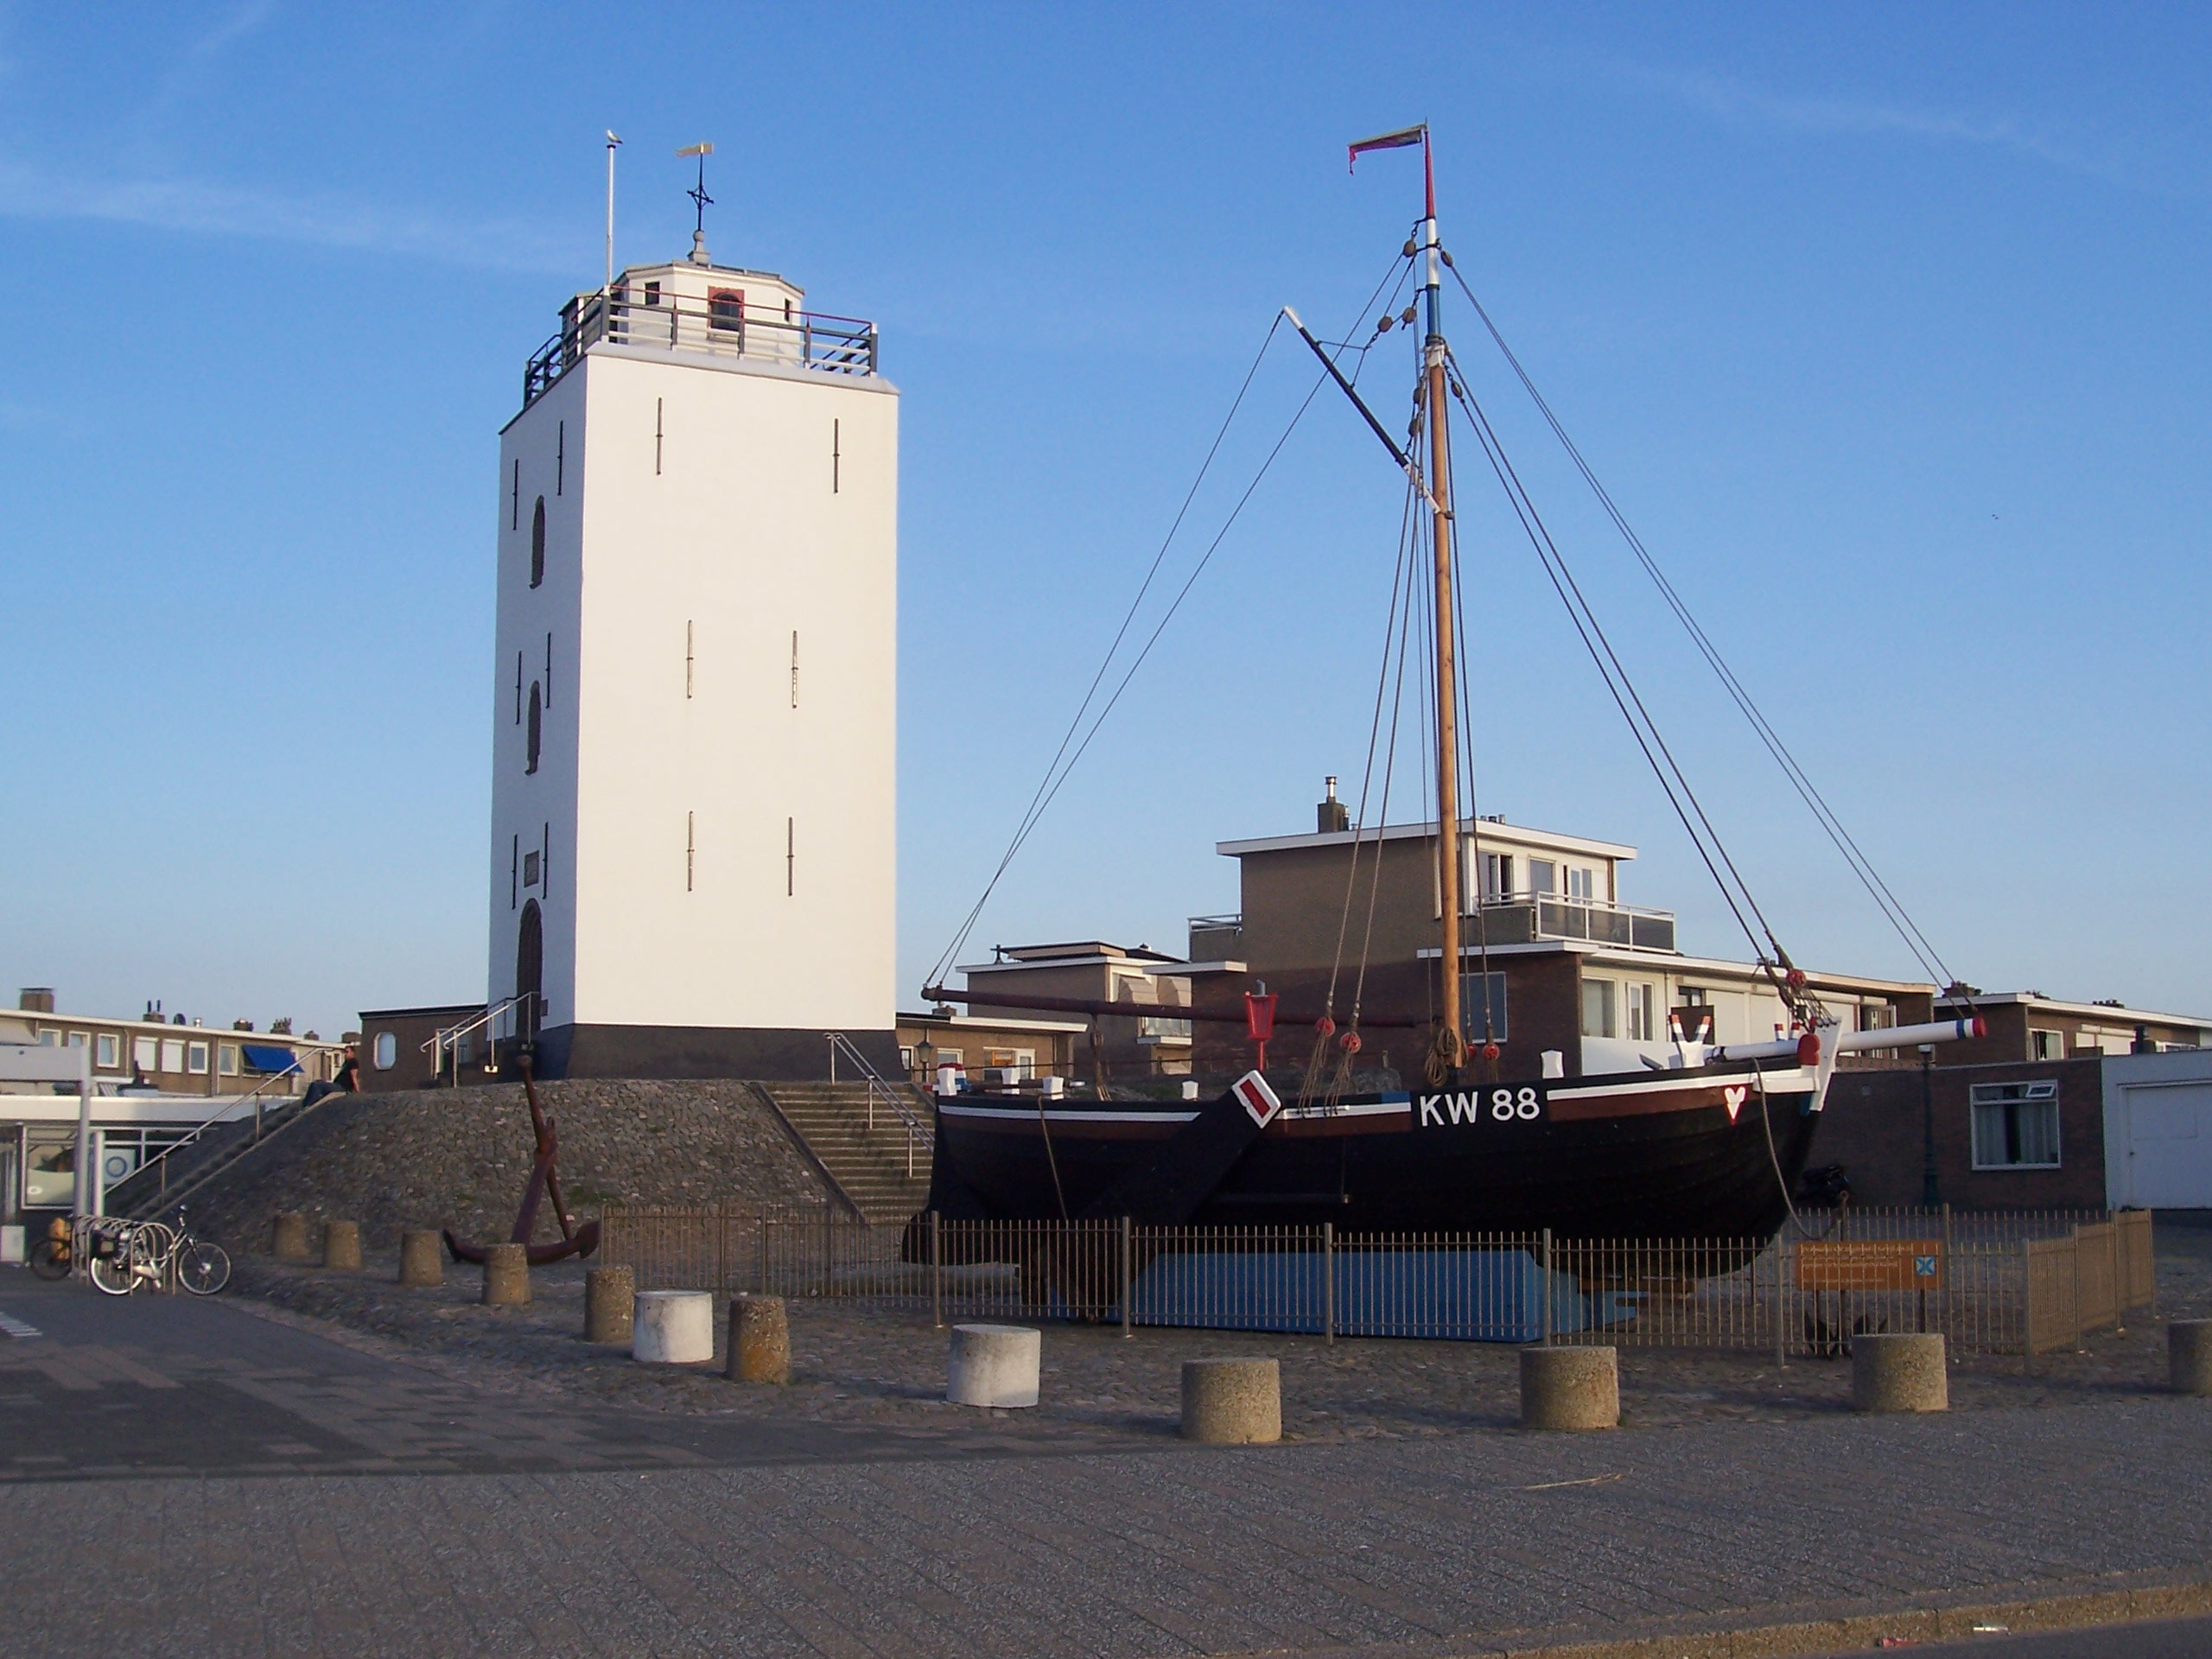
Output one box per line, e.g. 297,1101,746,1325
239,1045,302,1075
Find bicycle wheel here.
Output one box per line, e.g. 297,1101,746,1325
89,1251,136,1295
28,1238,69,1281
176,1240,231,1296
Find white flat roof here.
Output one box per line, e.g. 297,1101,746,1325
1937,992,2212,1030
1218,817,1637,861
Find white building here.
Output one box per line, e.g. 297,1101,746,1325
488,241,899,1078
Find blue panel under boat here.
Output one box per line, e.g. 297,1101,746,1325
1118,1248,1635,1343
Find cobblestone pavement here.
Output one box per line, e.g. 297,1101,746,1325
0,1234,2206,1657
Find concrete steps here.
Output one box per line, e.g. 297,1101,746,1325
757,1081,934,1224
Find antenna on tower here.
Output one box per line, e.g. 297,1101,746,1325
603,130,623,299
677,142,714,265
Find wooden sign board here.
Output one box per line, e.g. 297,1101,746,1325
1796,1238,1946,1293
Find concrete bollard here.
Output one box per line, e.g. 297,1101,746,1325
397,1230,443,1287
1853,1332,1948,1413
632,1290,715,1363
321,1220,363,1271
1520,1345,1619,1430
1180,1357,1281,1444
947,1324,1041,1408
2170,1320,2212,1395
585,1266,635,1344
481,1242,531,1306
272,1212,308,1262
727,1294,791,1384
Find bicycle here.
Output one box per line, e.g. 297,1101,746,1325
168,1209,232,1296
89,1217,170,1296
27,1213,79,1281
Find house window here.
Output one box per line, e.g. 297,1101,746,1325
524,850,542,887
1459,970,1509,1042
187,1040,210,1075
644,280,661,306
95,1033,120,1069
219,1043,240,1076
1480,852,1512,899
1971,1080,2061,1170
161,1038,185,1073
1528,858,1557,894
133,1035,158,1072
1580,978,1617,1039
1566,866,1595,900
2031,1028,2065,1060
373,1032,397,1070
709,287,745,333
526,683,542,773
1624,982,1657,1042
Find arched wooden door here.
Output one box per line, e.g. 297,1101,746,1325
516,899,543,1039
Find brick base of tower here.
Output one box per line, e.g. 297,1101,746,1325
531,1022,902,1083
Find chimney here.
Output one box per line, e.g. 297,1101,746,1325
18,988,54,1014
1317,776,1350,834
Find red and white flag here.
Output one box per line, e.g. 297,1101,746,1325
1348,124,1427,173
1233,1070,1282,1128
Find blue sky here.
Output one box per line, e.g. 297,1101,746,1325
2,3,2207,1039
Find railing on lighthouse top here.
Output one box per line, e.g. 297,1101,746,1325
524,284,879,409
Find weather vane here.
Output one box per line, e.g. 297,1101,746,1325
678,142,714,260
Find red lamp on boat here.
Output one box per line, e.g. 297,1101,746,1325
1244,985,1278,1071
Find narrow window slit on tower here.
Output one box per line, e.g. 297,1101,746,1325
790,631,798,708
544,632,553,709
556,421,565,495
686,811,695,892
655,397,664,476
685,620,695,698
514,652,523,724
832,418,840,493
526,683,542,773
510,835,518,910
531,498,546,588
511,460,519,531
786,817,794,896
541,823,550,893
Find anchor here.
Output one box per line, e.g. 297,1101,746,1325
443,1049,601,1266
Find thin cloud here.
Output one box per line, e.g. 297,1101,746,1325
0,157,581,272
1615,61,2193,199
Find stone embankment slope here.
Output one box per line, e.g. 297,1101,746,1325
181,1080,839,1253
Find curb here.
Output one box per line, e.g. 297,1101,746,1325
1225,1569,2212,1659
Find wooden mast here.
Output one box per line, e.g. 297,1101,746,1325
1420,137,1465,1071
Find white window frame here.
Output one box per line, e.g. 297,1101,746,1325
2030,1027,2064,1061
219,1043,241,1076
1625,982,1656,1042
187,1040,211,1075
160,1038,186,1073
1580,977,1618,1040
133,1035,159,1072
372,1032,397,1070
1969,1079,2062,1171
95,1032,121,1070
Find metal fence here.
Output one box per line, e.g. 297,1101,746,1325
597,1205,2156,1362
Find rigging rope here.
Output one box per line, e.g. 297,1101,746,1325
1444,365,1803,1016
927,255,1414,996
1442,257,1963,1000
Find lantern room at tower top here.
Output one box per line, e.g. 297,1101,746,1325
488,243,899,1082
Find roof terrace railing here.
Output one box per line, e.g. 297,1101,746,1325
524,286,879,409
1478,891,1676,952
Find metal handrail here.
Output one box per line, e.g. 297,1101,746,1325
825,1032,930,1178
119,1066,302,1203
424,995,527,1086
525,289,879,408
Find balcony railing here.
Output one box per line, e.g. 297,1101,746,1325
524,287,880,409
1476,892,1676,952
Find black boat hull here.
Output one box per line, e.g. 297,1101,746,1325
922,1060,1822,1242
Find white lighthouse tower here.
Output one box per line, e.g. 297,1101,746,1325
486,229,897,1078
